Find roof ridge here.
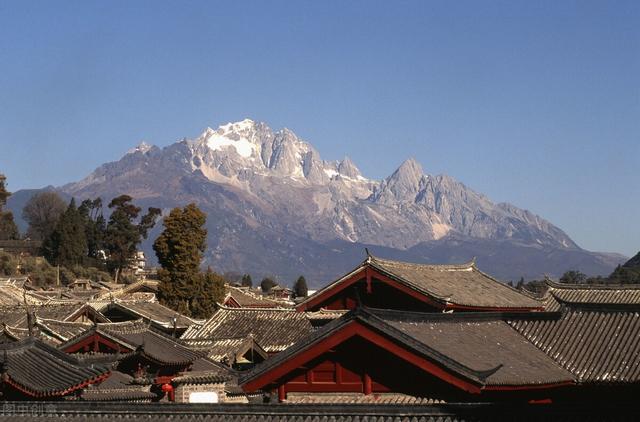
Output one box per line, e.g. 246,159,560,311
370,255,475,270
546,278,640,291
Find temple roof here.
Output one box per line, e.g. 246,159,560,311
0,337,109,397
508,308,640,384
368,256,542,309
298,255,542,311
181,306,314,353
242,308,573,390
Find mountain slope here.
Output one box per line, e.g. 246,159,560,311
9,119,625,285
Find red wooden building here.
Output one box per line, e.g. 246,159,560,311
241,308,574,403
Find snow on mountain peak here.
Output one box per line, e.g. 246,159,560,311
200,120,258,158
127,141,153,155
219,118,256,134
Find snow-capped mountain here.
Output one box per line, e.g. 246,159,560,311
55,119,623,284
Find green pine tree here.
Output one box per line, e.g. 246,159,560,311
293,275,308,298
154,203,209,316
43,198,87,268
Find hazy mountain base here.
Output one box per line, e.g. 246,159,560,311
8,187,624,287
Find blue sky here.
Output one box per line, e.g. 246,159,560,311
0,1,638,256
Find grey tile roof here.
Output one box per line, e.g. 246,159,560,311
508,309,640,383
181,307,314,353
100,301,201,331
368,256,542,309
225,286,287,308
286,392,444,404
182,336,268,363
60,320,203,366
376,310,573,386
0,303,90,327
299,255,542,311
82,370,157,402
0,337,109,397
543,280,640,311
241,308,573,389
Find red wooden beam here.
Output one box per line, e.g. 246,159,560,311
363,372,372,395
62,332,131,354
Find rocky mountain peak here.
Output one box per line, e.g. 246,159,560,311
337,156,362,179
127,141,155,155
372,158,426,204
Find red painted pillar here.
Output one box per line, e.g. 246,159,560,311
363,373,372,395
278,385,286,402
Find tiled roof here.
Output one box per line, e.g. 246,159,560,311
61,320,203,366
82,370,156,402
181,306,314,353
36,318,93,342
508,309,640,383
368,256,542,309
375,310,572,386
543,280,640,311
0,283,45,306
286,392,443,404
182,336,268,363
0,337,109,397
94,280,159,301
1,318,93,346
225,286,287,308
171,367,234,385
299,255,542,311
305,309,348,320
0,303,103,328
242,308,573,389
100,301,201,330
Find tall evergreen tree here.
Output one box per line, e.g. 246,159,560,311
293,275,308,298
0,174,19,240
43,198,87,268
153,203,208,316
104,195,160,281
